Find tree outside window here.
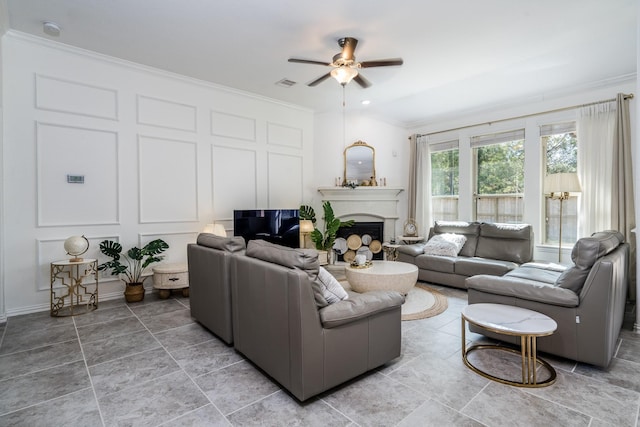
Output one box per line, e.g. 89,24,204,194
543,129,578,244
474,139,525,223
431,148,459,221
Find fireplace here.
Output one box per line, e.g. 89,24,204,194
335,221,384,261
318,186,405,262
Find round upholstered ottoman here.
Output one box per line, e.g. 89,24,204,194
152,263,189,299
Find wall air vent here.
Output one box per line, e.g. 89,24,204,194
275,78,297,88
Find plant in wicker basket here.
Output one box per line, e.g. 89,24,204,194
98,239,169,302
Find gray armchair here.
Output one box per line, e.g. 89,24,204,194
231,240,405,401
187,233,246,344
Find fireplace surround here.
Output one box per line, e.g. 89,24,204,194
317,187,404,245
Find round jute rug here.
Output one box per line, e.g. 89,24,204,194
338,278,448,321
401,283,448,321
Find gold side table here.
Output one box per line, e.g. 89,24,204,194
50,259,99,317
461,303,557,387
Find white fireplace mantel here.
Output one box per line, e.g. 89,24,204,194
317,187,404,242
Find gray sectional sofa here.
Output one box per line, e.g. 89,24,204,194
187,233,246,344
396,221,533,289
467,230,629,367
188,236,405,401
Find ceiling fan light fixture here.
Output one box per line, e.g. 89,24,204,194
331,66,358,86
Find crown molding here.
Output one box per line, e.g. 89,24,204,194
6,30,315,114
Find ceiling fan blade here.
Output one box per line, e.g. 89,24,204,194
288,58,332,66
359,58,404,68
339,37,358,61
308,72,332,87
354,74,372,88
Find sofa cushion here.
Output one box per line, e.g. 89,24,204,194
571,230,624,269
455,257,519,277
415,254,455,273
432,221,480,257
466,274,580,307
197,233,246,252
245,239,328,307
555,230,624,293
505,263,564,285
475,222,533,264
396,243,427,258
422,233,467,257
318,266,348,304
319,290,405,328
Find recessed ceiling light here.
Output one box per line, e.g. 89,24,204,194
361,100,371,105
43,21,61,37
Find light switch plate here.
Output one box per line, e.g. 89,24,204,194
67,175,84,184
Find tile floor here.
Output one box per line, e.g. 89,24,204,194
0,284,639,426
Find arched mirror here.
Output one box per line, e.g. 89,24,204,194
344,141,376,186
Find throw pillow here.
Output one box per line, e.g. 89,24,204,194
317,266,349,304
423,233,467,257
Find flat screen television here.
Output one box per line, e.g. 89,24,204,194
233,209,300,248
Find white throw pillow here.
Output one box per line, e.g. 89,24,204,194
318,266,349,304
422,233,467,257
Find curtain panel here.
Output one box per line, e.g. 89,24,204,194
578,93,635,300
407,134,432,236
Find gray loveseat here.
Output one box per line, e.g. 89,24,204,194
397,221,533,289
466,230,629,368
231,239,405,401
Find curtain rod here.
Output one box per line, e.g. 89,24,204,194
413,93,634,138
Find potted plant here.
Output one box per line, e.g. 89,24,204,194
98,239,169,302
300,201,353,264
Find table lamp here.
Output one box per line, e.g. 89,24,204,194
299,220,314,248
202,223,227,237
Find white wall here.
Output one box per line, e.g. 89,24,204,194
1,32,314,316
408,79,637,263
312,111,409,236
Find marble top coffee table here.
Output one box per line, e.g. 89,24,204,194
345,261,418,295
461,303,557,387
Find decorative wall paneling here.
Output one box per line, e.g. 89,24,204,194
210,110,256,141
35,74,119,120
267,152,303,208
136,95,197,132
138,135,198,223
36,122,119,226
267,122,303,149
211,145,258,219
2,34,314,315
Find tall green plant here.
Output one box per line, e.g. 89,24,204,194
98,239,169,284
300,202,354,251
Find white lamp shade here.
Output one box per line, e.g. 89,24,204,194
544,173,582,194
331,66,358,85
299,220,315,233
202,223,227,237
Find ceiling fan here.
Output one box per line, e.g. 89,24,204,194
288,37,403,88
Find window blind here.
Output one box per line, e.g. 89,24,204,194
539,122,576,137
470,129,525,148
429,139,458,152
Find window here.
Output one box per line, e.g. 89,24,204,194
430,141,459,221
472,130,525,223
542,122,578,245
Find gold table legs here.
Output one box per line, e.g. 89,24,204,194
461,316,557,387
50,260,99,317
